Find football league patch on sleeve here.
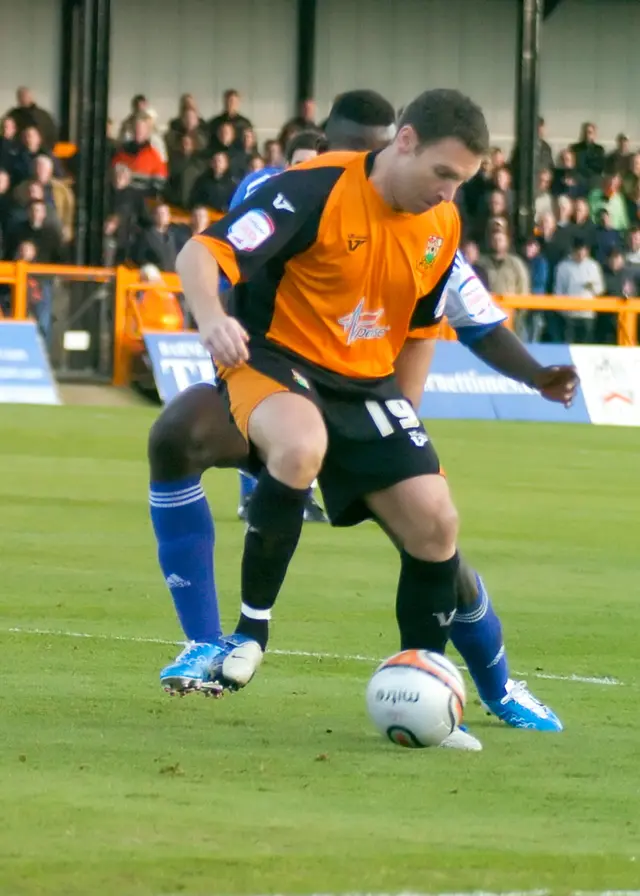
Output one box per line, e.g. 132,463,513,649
227,210,275,252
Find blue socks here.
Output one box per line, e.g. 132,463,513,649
450,573,509,701
149,476,222,643
239,471,257,502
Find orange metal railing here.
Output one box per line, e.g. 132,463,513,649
0,262,639,386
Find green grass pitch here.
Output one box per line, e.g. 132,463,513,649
1,405,639,896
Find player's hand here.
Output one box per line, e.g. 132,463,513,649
532,365,579,407
201,313,249,367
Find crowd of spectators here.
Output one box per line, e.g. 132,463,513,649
1,85,639,345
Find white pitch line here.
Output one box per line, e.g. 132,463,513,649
163,890,640,896
2,626,625,688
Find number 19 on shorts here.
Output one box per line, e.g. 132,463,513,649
365,399,422,437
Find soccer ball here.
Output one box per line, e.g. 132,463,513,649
365,649,466,748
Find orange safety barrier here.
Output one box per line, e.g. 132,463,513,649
439,294,640,347
1,262,640,385
113,267,187,385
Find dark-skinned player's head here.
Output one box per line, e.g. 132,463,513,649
324,90,397,151
284,130,326,167
386,88,489,214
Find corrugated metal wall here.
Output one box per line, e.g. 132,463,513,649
540,0,640,150
0,0,60,121
0,0,638,151
314,0,519,145
110,0,297,141
314,0,640,153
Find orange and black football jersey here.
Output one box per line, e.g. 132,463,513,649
195,150,460,381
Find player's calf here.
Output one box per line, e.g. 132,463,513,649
367,475,460,655
234,392,328,654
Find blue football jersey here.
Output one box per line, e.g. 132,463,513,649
229,167,284,210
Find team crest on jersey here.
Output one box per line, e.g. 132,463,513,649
419,235,444,270
338,297,390,345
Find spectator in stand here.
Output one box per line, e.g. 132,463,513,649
556,195,574,231
15,239,53,342
208,90,252,150
174,205,210,254
119,97,167,162
165,107,207,158
481,229,530,296
534,168,554,222
510,116,554,181
0,116,22,183
7,199,63,264
4,87,57,152
263,139,284,171
112,116,167,196
538,211,572,288
13,155,75,243
571,196,597,251
627,182,640,229
552,147,587,199
522,236,550,342
462,155,494,222
5,181,61,240
481,229,530,339
622,152,640,204
493,166,515,213
460,238,489,289
13,126,63,185
0,169,11,251
168,94,206,134
490,146,506,170
188,151,235,212
106,164,148,260
133,203,179,272
209,121,245,180
553,237,604,343
593,208,623,266
238,128,260,171
476,190,512,249
589,173,629,233
164,135,206,210
278,98,318,148
571,122,605,184
606,134,632,176
624,227,640,294
248,156,265,173
596,247,634,344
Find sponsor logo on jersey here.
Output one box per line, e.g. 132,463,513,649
273,193,295,213
338,298,390,345
347,234,367,252
418,235,444,270
227,210,275,252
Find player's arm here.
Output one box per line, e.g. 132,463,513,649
443,252,578,406
394,338,436,411
176,166,341,366
470,325,578,406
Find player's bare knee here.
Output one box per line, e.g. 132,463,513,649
404,498,459,561
268,438,326,489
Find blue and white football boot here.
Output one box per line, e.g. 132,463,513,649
160,634,263,696
483,679,563,731
160,641,227,696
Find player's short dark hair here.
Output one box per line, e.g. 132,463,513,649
399,89,489,156
284,129,325,163
324,90,396,151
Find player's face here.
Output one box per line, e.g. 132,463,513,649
391,129,481,214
